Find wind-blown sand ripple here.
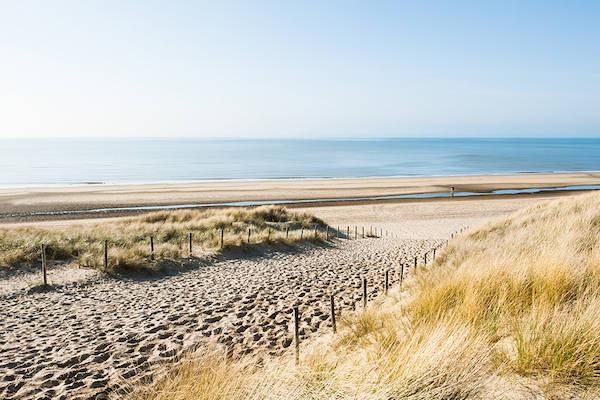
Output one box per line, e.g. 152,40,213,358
0,236,442,400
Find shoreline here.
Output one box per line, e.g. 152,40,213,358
2,185,599,221
2,170,600,190
1,172,600,223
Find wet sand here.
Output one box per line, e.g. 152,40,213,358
1,172,599,218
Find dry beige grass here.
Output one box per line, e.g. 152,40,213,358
0,206,325,272
131,191,600,399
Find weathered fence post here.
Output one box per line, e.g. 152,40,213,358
363,278,367,308
347,226,350,238
330,295,337,333
220,228,224,249
189,232,193,257
248,228,251,244
433,248,436,259
41,244,47,286
424,252,427,266
385,270,389,295
286,226,289,239
294,307,300,365
336,226,340,238
414,256,417,269
150,236,154,260
362,227,365,238
103,240,108,271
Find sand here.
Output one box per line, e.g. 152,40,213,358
1,172,599,217
0,189,591,399
1,237,443,400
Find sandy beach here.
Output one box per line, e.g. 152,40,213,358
5,3,599,397
1,172,599,219
0,189,572,399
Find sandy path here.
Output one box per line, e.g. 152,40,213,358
0,237,443,400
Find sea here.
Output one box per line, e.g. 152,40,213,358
2,138,599,187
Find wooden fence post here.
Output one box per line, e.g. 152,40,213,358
150,236,154,260
347,226,350,238
385,270,389,295
363,278,367,308
189,232,193,257
433,248,436,259
220,228,224,249
414,256,417,269
41,244,47,286
330,295,337,333
104,240,108,271
336,226,340,238
424,252,427,266
294,307,300,365
286,226,289,239
362,227,365,238
248,228,251,244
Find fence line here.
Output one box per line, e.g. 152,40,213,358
38,224,466,285
35,223,467,365
289,235,451,364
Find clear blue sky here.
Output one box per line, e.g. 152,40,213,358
1,1,599,138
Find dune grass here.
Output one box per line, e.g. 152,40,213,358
131,191,600,399
0,206,326,272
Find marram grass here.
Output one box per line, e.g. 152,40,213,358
0,206,325,271
132,191,600,399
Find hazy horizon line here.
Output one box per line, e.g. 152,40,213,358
2,136,600,141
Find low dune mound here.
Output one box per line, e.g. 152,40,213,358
0,206,325,272
134,191,600,399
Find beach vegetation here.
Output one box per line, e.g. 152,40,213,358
0,206,326,272
131,191,600,399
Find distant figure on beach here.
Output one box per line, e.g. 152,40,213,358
451,186,455,197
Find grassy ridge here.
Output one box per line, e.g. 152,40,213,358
133,191,600,399
0,206,325,271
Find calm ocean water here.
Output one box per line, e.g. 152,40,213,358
2,138,600,187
